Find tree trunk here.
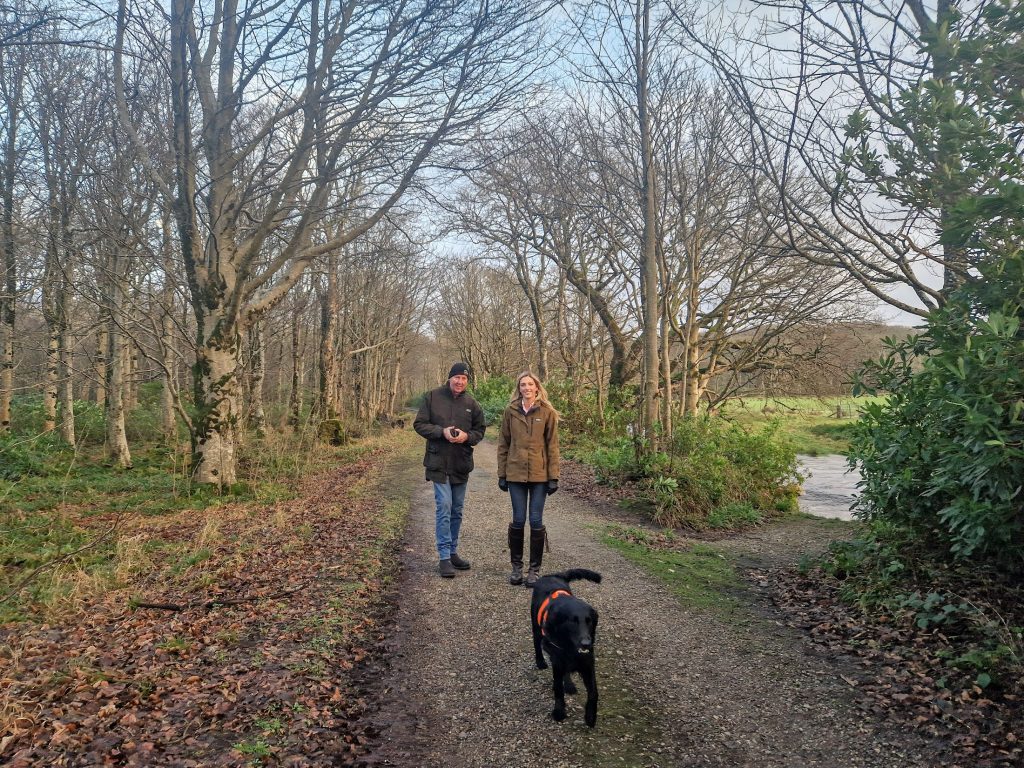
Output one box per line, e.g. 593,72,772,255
105,252,132,468
94,325,108,405
161,309,177,441
0,41,22,434
288,309,303,428
636,0,660,438
248,318,266,437
682,321,703,416
59,310,75,444
192,305,241,484
58,243,75,444
160,214,177,443
318,255,339,419
124,332,138,412
42,248,59,433
0,120,16,434
660,299,672,438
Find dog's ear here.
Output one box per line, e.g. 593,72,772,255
590,608,598,635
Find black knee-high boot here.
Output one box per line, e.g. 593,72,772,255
508,524,524,585
526,526,546,587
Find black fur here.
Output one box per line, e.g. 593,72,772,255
530,568,601,727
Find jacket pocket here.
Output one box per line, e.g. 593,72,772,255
424,442,443,471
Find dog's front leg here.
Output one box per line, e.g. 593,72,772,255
582,659,598,728
562,671,577,695
550,661,567,722
532,623,547,669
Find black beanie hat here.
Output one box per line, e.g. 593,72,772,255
448,362,470,379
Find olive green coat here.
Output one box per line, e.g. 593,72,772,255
496,401,559,483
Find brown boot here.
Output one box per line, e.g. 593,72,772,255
525,526,546,587
508,524,524,585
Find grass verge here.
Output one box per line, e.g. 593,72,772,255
0,428,416,624
719,396,882,455
602,524,745,620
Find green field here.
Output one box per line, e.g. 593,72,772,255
719,396,882,456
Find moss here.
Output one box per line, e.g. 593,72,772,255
602,526,745,620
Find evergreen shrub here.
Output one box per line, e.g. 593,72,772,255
851,254,1024,571
470,375,514,426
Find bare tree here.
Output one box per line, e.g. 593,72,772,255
113,0,549,484
563,0,675,436
448,125,559,379
673,0,986,317
0,3,36,432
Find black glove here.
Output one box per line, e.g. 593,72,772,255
546,479,558,495
498,477,508,492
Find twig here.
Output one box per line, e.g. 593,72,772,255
132,581,309,612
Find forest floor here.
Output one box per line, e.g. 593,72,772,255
2,432,1020,767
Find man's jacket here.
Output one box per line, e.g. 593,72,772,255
413,385,486,484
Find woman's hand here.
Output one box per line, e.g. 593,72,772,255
546,479,558,495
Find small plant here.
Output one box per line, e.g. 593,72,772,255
233,738,272,758
255,717,284,735
897,591,974,630
157,635,190,654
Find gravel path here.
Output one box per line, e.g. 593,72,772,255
366,442,934,767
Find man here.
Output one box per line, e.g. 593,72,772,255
414,362,486,578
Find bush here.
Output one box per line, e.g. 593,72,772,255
573,414,801,531
547,380,638,447
469,375,514,426
850,253,1024,571
586,438,645,485
646,416,801,529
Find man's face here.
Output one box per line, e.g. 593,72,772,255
449,374,468,395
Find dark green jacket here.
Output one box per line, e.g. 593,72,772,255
413,384,486,484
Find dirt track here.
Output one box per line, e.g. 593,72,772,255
362,441,936,767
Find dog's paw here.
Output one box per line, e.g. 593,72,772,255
535,658,548,670
551,707,566,722
585,711,597,728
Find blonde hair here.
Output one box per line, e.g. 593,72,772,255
509,371,558,417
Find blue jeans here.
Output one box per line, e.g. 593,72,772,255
509,481,547,530
433,480,467,560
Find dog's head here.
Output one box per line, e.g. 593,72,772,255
549,599,598,655
573,606,598,654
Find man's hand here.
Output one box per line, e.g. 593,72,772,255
444,426,468,443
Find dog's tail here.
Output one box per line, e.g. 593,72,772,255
551,568,602,585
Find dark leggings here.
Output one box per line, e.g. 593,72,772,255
509,481,546,529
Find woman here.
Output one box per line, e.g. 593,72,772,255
496,371,560,586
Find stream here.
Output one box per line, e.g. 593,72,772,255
797,454,860,521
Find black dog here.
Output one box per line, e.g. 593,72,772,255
530,568,601,727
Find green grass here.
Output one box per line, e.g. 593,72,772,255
719,396,883,455
602,525,744,619
0,426,405,624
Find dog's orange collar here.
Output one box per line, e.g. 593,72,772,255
537,589,571,634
